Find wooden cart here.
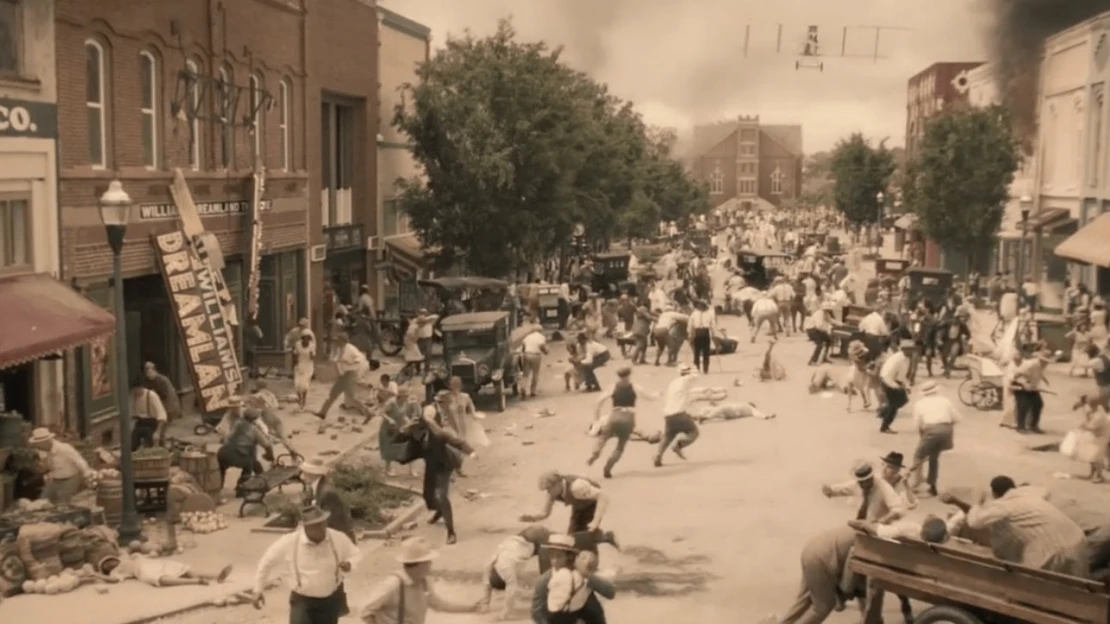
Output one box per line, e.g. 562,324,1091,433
849,531,1110,624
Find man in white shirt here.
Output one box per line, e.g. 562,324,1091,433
908,381,960,496
648,284,669,313
590,367,660,477
654,364,702,467
520,328,549,399
29,428,93,504
313,333,374,424
687,300,716,374
574,333,610,392
130,384,168,450
804,303,834,365
253,505,361,623
1013,349,1053,433
877,340,915,433
858,310,891,358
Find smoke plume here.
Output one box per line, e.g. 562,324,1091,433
985,0,1107,152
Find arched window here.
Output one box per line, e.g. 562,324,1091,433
218,66,233,169
279,78,291,171
185,59,201,169
139,50,159,169
249,73,264,164
85,39,107,168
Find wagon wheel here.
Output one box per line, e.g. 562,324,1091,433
914,605,985,624
974,384,1002,411
377,321,403,357
957,378,977,407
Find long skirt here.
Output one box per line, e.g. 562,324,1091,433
1000,374,1018,428
293,361,314,393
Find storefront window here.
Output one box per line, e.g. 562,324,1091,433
0,195,30,269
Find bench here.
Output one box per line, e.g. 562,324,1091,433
235,465,305,517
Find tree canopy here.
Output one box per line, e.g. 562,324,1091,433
903,105,1022,262
393,20,707,276
828,133,898,225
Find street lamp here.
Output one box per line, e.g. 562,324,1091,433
875,191,885,253
98,180,142,544
1017,195,1033,285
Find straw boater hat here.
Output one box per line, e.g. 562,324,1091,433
919,381,938,396
300,505,330,525
852,461,875,482
28,428,54,444
396,536,439,564
542,534,578,552
300,457,330,476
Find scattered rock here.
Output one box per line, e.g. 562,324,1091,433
522,440,535,446
351,426,363,433
330,434,338,441
317,426,327,435
337,416,347,423
535,409,555,418
523,424,534,430
94,587,109,595
320,450,340,456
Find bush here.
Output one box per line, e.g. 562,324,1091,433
331,461,414,527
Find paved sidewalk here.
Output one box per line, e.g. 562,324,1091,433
0,373,393,624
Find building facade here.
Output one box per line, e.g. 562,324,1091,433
689,115,803,211
0,0,67,427
56,0,310,442
376,6,430,312
306,0,379,328
905,62,983,160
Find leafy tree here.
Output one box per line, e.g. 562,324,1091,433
828,134,897,225
903,105,1022,267
392,19,705,276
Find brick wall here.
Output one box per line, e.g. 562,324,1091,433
758,136,802,205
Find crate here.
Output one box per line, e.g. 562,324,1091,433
132,454,172,481
134,480,169,514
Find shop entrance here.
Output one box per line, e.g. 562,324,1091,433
0,363,34,422
123,275,186,390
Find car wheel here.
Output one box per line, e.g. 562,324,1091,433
914,605,984,624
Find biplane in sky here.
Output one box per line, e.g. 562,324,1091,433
738,24,912,71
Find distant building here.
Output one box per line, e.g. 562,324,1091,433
688,115,803,210
905,62,984,160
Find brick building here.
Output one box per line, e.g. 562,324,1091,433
688,115,803,211
55,0,310,441
904,62,983,160
306,0,379,329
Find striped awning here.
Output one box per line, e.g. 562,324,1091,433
0,273,116,370
1054,213,1110,267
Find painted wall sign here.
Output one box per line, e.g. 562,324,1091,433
139,199,272,220
152,230,243,413
0,97,58,139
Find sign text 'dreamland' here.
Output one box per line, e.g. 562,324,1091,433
152,231,242,412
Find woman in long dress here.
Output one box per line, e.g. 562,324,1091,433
401,315,431,378
447,376,489,451
379,385,420,477
1000,351,1023,429
292,331,315,411
1074,395,1110,482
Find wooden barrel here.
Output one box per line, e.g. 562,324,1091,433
202,450,222,498
179,452,218,495
96,479,123,527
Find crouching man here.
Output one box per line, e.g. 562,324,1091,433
531,534,616,624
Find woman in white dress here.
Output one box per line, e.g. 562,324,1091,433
401,312,436,378
447,375,489,451
292,331,316,410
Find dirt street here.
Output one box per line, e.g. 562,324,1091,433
164,272,1099,624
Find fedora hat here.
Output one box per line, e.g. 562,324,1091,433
28,428,54,444
919,381,938,395
396,536,439,564
300,458,330,476
300,505,330,525
880,452,905,469
542,534,578,552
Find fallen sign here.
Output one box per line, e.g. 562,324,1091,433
152,230,243,413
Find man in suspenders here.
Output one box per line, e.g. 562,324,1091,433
589,367,659,478
520,472,620,565
252,505,361,624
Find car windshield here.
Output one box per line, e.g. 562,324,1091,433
444,330,494,350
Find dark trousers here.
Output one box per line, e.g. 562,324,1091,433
422,466,455,535
692,328,712,373
1014,390,1044,431
217,445,263,490
289,588,344,624
807,329,830,364
581,352,610,390
547,593,607,624
557,299,570,329
878,385,908,431
131,418,159,451
654,413,699,462
630,334,648,364
245,349,260,379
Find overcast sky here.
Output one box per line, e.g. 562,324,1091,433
382,0,992,153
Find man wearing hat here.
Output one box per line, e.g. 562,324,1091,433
590,367,660,478
688,300,716,374
821,461,906,524
770,276,796,336
574,333,610,392
520,325,549,399
360,536,480,622
858,308,891,358
253,505,361,624
654,363,703,467
803,303,834,366
878,451,917,508
531,534,616,624
402,391,476,544
217,405,272,491
1012,348,1053,434
313,332,374,425
29,428,93,505
877,339,915,433
299,458,355,543
908,381,960,496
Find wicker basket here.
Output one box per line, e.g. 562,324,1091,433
133,453,172,482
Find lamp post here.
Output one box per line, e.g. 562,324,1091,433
875,191,885,254
98,180,142,544
1017,195,1033,287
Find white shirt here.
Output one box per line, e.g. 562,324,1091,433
803,310,831,332
489,536,535,617
558,283,571,301
254,528,361,597
879,351,911,388
688,309,716,330
131,389,167,422
649,289,668,312
44,440,91,480
912,394,961,429
582,341,608,360
335,343,368,375
656,311,678,331
417,317,436,339
548,568,592,612
859,312,889,336
662,374,698,416
522,332,547,354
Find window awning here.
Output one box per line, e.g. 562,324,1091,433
1054,213,1110,267
893,214,919,230
1026,208,1073,230
0,273,116,370
384,232,432,276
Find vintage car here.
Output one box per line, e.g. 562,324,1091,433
518,283,563,335
906,267,954,308
736,251,793,290
875,258,910,280
590,252,637,299
684,231,713,256
425,311,521,411
849,528,1109,624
